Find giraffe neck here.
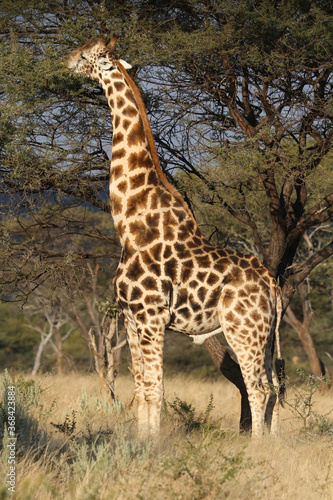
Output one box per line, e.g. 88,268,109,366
101,65,198,249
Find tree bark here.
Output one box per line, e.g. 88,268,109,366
281,240,333,310
88,313,127,402
283,282,328,378
31,327,54,377
54,327,64,376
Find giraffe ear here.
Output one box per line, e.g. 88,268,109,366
119,59,132,70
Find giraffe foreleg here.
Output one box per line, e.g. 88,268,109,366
125,309,167,439
125,316,149,439
139,322,165,437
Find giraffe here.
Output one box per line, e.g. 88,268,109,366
66,36,284,438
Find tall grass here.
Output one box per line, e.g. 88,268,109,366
0,371,332,500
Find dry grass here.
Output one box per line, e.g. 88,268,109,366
0,371,332,500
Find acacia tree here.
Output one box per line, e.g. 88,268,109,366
1,0,331,303
0,0,332,429
25,290,75,376
130,1,333,398
0,1,122,299
282,229,332,378
133,0,333,309
53,263,127,400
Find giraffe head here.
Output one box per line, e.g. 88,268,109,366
66,36,131,80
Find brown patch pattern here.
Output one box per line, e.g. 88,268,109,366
67,38,282,438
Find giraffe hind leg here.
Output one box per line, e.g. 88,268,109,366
217,325,268,436
217,287,276,437
262,331,280,435
264,365,280,434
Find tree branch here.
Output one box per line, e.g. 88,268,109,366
261,169,284,225
212,190,266,256
286,194,333,246
281,240,333,310
40,250,121,260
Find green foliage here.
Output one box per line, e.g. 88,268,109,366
0,371,48,455
0,301,91,372
97,300,118,319
0,0,331,377
165,393,215,432
161,438,245,491
62,329,90,371
50,410,77,437
0,304,37,370
0,0,330,269
284,369,333,435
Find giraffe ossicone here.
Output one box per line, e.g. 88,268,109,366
66,36,285,438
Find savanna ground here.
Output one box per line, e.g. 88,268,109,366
0,371,332,500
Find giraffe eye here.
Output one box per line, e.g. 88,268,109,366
80,54,87,61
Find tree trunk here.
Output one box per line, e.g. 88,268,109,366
31,344,43,377
31,336,48,376
88,313,127,403
31,327,54,377
204,336,252,433
283,281,328,378
54,327,64,376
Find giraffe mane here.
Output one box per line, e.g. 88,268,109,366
116,61,196,222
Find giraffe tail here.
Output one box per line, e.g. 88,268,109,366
274,286,286,406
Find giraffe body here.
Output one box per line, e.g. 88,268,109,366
67,37,283,438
